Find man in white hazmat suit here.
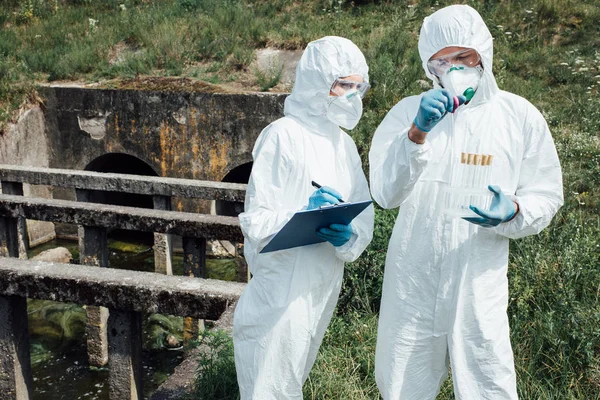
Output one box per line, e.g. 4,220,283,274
369,5,563,399
233,36,374,399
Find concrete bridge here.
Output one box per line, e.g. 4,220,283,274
0,84,286,244
0,165,247,400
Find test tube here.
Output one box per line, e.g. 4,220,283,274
485,155,494,208
474,154,482,185
468,154,474,208
480,155,489,209
464,153,474,210
480,154,489,207
473,154,480,207
458,153,467,187
481,154,489,186
452,153,467,210
473,154,483,207
465,153,474,189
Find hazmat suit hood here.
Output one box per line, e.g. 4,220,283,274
418,5,499,106
284,36,369,132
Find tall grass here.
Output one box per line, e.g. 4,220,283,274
2,0,599,398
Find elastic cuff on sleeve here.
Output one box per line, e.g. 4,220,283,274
494,195,523,235
413,118,429,133
334,224,359,259
405,132,432,152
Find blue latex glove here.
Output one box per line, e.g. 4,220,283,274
316,223,353,247
463,185,517,228
307,186,343,210
414,89,466,132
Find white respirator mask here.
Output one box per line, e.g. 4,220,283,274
440,65,484,100
325,90,363,130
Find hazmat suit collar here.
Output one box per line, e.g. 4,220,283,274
418,5,499,107
284,36,369,133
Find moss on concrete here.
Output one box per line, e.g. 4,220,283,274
100,77,229,94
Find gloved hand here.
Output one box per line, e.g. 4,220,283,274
316,223,353,247
307,186,343,210
463,185,517,228
413,89,466,132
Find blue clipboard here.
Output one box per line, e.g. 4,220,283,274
259,200,372,254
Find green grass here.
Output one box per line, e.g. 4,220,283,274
190,329,239,400
303,313,380,399
3,0,600,398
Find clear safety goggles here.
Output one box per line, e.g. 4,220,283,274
427,48,481,78
330,78,371,98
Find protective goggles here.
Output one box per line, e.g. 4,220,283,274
330,78,371,98
427,48,481,78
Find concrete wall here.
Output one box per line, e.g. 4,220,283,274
39,86,286,213
0,86,286,243
0,106,56,246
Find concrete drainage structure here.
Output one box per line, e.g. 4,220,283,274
3,84,286,244
0,82,289,399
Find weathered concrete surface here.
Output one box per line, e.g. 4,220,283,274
0,295,33,400
0,164,247,202
0,194,244,242
0,106,56,246
0,107,49,168
154,233,173,275
153,195,173,276
235,256,249,283
208,240,236,257
149,302,237,400
78,224,110,368
1,182,28,260
108,309,143,400
182,237,207,344
78,113,109,140
22,182,56,247
31,247,72,263
0,258,245,320
1,85,280,236
37,86,285,213
87,305,109,367
0,218,16,258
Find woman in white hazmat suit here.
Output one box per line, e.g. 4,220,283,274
233,36,374,399
370,5,563,399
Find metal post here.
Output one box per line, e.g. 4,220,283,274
0,182,28,259
108,309,143,400
0,295,33,400
182,236,207,343
152,195,173,275
76,188,110,367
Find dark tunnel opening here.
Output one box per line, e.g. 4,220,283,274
216,162,253,217
84,153,158,244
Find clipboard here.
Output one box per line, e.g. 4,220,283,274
259,200,372,254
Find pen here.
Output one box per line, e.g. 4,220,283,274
311,180,345,203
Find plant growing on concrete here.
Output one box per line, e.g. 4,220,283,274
254,59,284,92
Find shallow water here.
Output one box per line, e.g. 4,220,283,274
26,236,238,400
31,340,183,400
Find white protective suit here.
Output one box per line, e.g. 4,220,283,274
233,36,374,399
370,5,563,399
